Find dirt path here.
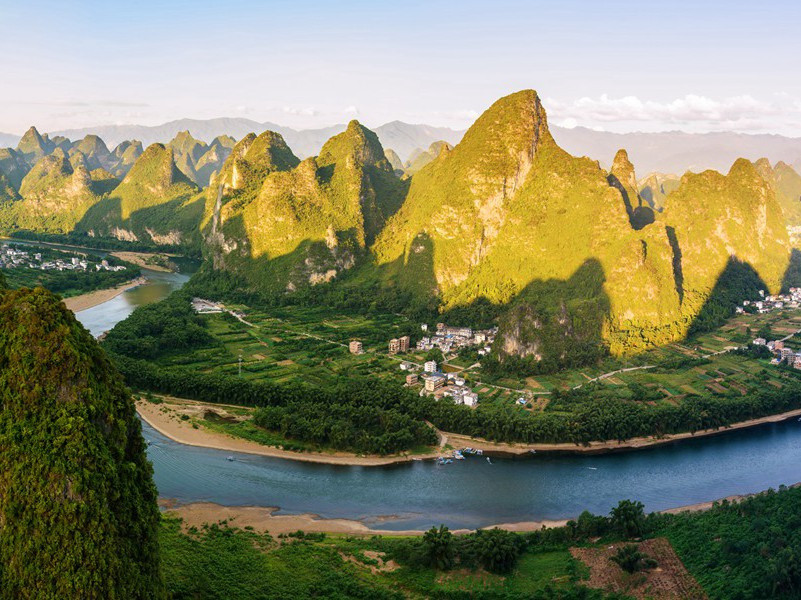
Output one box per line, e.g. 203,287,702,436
573,365,656,390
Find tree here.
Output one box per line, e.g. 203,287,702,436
474,528,521,573
610,499,646,539
610,544,657,573
424,347,445,364
422,525,454,570
0,288,164,598
768,544,801,596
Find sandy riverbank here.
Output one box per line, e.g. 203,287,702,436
63,276,148,312
162,484,801,536
110,251,174,272
137,398,443,466
137,395,801,467
159,500,569,536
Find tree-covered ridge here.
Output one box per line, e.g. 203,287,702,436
74,143,204,248
754,158,801,241
663,159,789,313
370,90,682,364
205,121,407,294
0,287,163,599
167,130,233,187
0,148,109,234
362,90,793,368
15,125,53,164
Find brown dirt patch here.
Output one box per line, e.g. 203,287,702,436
570,538,706,599
339,551,399,574
278,359,294,366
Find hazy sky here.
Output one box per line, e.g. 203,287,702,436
1,0,800,135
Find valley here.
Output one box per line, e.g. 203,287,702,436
5,86,801,599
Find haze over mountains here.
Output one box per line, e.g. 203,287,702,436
3,119,801,174
45,120,465,164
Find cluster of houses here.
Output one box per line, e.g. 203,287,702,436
0,244,125,273
737,289,801,315
416,322,497,356
400,359,478,407
752,338,801,369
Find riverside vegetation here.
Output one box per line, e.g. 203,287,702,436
103,290,801,454
157,486,801,599
2,280,801,598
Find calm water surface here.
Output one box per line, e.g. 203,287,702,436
53,237,801,531
77,268,191,337
143,419,801,530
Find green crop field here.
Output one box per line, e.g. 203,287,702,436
150,305,423,390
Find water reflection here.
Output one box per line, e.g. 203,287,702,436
76,268,192,337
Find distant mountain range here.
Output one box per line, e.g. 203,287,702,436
551,127,801,175
0,132,18,148
37,119,463,163
3,119,800,174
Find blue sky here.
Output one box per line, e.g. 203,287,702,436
1,0,800,134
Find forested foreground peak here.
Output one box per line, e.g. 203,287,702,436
0,287,163,598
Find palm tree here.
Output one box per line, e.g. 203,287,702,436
423,525,454,570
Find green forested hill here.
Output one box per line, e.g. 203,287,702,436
0,149,108,233
75,143,204,248
363,90,791,367
754,158,801,247
204,121,407,294
0,286,163,599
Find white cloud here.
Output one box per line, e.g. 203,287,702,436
281,106,319,117
545,94,801,134
344,105,360,116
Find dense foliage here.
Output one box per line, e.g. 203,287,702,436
159,519,402,600
102,292,216,359
159,517,628,600
653,485,801,598
0,287,162,599
251,380,437,454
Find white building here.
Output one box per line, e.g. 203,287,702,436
462,392,478,407
424,360,438,373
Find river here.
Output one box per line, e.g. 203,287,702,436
56,243,801,531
